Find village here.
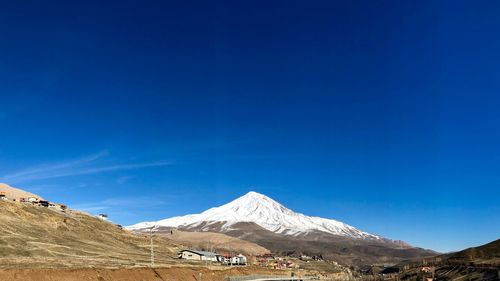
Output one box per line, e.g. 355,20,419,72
174,248,353,280
0,190,128,231
177,248,340,273
179,249,248,265
0,191,67,212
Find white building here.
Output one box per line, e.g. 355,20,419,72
219,256,231,264
96,214,108,220
231,254,247,265
179,250,219,262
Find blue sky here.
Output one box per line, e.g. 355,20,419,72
0,1,499,253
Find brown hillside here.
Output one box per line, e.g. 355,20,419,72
154,228,270,256
0,199,179,268
394,239,500,281
444,238,500,265
0,183,43,201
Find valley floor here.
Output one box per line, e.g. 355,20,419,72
0,266,306,281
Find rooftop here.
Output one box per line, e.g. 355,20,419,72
180,249,218,257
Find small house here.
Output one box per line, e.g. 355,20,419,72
218,255,231,264
286,260,296,268
50,203,67,212
299,255,312,261
179,249,219,262
96,214,108,220
231,254,247,265
38,200,49,207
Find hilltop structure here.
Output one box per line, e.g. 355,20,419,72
0,183,44,201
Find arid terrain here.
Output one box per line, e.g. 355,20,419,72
0,198,179,268
154,228,271,256
0,266,303,281
442,238,500,265
374,240,500,281
0,183,44,201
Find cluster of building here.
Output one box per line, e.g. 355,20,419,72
299,255,324,262
179,249,247,265
256,254,299,269
177,250,320,269
0,192,67,212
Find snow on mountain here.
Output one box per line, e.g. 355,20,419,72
127,191,380,239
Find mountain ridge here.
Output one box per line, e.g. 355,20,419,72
128,191,381,240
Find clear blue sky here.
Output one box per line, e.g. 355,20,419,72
0,1,499,253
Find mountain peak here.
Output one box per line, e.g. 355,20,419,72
237,191,276,202
128,191,380,240
232,191,283,207
242,191,265,198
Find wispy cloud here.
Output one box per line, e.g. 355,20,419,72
0,151,171,184
25,160,171,180
71,197,168,213
1,151,108,181
117,176,134,184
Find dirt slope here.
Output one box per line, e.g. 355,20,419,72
444,238,500,265
153,228,270,256
0,199,179,268
0,183,43,201
392,239,500,281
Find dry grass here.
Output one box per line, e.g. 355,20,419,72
0,200,180,268
0,183,43,201
155,229,271,256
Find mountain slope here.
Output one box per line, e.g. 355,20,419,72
0,198,178,268
394,239,500,281
128,191,436,266
443,238,500,265
0,183,44,201
128,191,379,239
148,229,271,256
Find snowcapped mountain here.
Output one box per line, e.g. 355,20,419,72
127,191,380,240
127,191,438,265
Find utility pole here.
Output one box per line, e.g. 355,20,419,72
150,227,155,267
